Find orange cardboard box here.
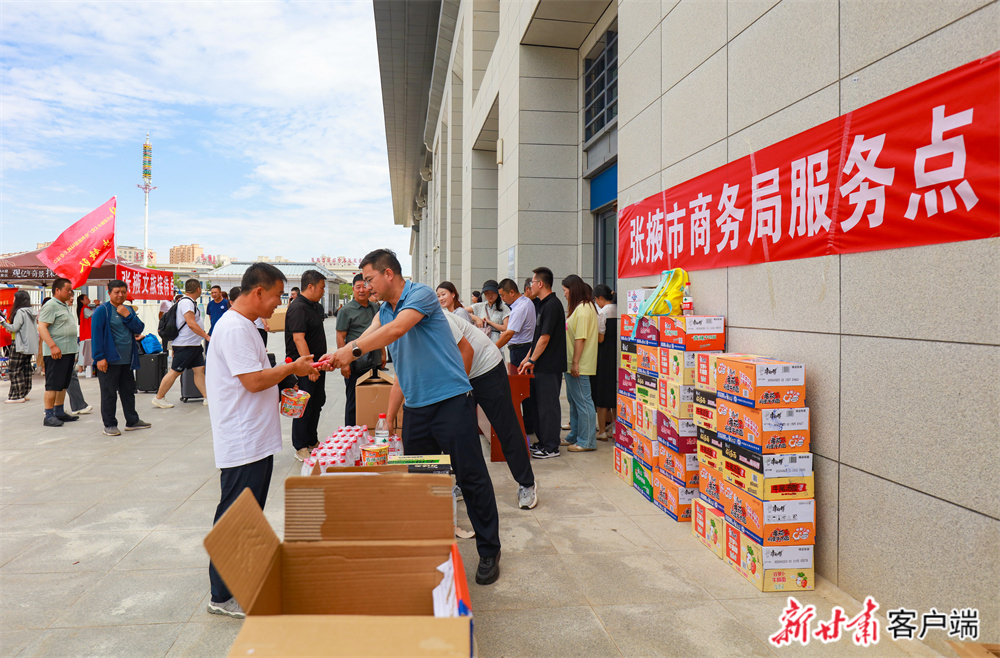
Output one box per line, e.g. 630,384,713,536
721,479,815,546
724,520,815,592
700,353,759,392
722,455,815,501
659,348,696,384
620,314,636,338
658,315,726,351
658,441,699,487
652,469,695,522
614,446,634,483
716,399,810,454
692,496,725,559
633,431,657,470
616,394,635,429
636,343,658,374
698,462,726,511
716,356,806,409
633,399,658,441
696,440,725,472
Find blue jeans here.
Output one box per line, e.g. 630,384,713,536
564,372,597,449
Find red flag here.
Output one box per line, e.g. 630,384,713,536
38,197,117,287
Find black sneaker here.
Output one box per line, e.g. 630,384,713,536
43,416,64,427
475,552,500,585
125,420,152,431
531,447,560,459
54,413,78,422
103,426,122,436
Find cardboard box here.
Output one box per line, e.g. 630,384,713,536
620,339,638,372
716,356,806,409
614,422,634,454
659,347,696,384
658,441,699,487
721,480,815,546
716,400,810,454
699,353,759,392
698,462,726,511
355,370,404,432
660,381,694,419
635,343,658,374
635,370,658,410
618,368,636,399
633,431,657,470
697,425,722,449
721,438,813,478
614,446,634,483
722,455,815,501
632,315,660,346
633,399,657,441
692,496,725,559
724,521,815,592
267,305,288,332
658,316,726,351
619,314,636,338
652,470,695,521
633,462,653,502
625,289,656,315
696,440,726,472
616,395,635,429
204,473,472,657
657,412,697,453
692,403,716,431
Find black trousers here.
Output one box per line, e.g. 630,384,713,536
344,371,359,426
507,343,534,434
471,362,534,488
531,371,562,452
291,371,326,450
209,455,273,602
97,364,139,429
403,392,501,558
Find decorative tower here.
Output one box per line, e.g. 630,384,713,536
136,133,157,267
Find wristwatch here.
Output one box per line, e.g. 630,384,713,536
351,341,363,358
527,358,535,364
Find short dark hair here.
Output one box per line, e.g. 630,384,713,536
593,283,615,303
360,248,402,276
210,285,221,292
499,278,519,293
532,267,553,289
107,279,127,293
52,277,71,293
353,273,364,285
229,286,241,300
291,286,300,293
184,279,201,294
240,262,286,293
301,269,326,290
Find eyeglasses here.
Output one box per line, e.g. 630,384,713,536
362,270,386,287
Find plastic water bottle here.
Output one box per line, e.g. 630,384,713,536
375,414,390,445
682,282,693,316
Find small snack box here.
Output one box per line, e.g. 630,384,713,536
614,446,634,483
696,439,725,471
658,315,726,351
620,339,638,372
715,356,806,409
657,413,697,453
635,370,658,410
636,343,659,374
721,480,816,546
717,399,810,454
616,394,635,429
633,461,653,502
659,348,696,384
658,442,699,487
652,470,696,521
692,496,725,559
618,367,636,399
698,462,726,511
659,381,694,419
633,400,658,442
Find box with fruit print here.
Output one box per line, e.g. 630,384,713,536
724,521,815,592
715,355,806,409
658,315,726,351
652,469,695,522
692,497,725,559
633,461,653,502
657,413,697,453
614,446,633,483
716,398,810,454
633,400,657,442
659,381,693,419
721,479,815,546
659,347,696,384
657,441,699,488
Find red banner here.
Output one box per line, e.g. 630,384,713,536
619,53,1000,278
37,197,118,287
116,264,174,301
0,289,15,348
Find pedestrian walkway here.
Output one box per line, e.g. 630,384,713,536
0,326,944,656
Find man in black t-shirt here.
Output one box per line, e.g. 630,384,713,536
285,270,328,461
518,267,566,458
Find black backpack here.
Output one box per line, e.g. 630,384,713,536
158,301,181,341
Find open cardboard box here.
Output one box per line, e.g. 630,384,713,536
267,305,287,332
355,369,404,431
204,473,472,657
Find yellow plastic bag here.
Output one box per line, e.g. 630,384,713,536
630,269,689,337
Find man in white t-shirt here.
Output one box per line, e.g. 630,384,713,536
204,262,317,619
389,312,537,510
153,280,210,408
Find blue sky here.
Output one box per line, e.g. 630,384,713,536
1,1,410,272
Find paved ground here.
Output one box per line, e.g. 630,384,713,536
0,324,945,656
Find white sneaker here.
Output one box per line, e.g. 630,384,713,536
5,398,26,404
151,397,174,409
72,405,93,415
202,398,209,407
207,597,245,619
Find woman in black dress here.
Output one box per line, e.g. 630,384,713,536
591,284,618,440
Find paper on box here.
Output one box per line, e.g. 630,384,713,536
721,480,816,546
716,356,806,409
724,521,815,592
658,316,726,351
692,497,725,559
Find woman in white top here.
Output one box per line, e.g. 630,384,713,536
469,280,510,343
592,284,618,440
436,281,474,324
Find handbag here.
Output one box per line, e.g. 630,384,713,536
140,334,163,355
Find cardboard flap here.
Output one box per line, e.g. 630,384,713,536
356,369,395,386
284,474,453,542
203,489,281,611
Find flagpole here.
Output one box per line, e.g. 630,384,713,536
137,133,156,267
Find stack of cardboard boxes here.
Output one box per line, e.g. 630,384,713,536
612,301,726,523
692,353,817,592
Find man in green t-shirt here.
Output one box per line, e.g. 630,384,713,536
38,278,81,427
335,273,383,425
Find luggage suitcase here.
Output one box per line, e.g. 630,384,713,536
180,367,204,402
136,353,167,393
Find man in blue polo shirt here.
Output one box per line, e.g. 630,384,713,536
322,248,501,585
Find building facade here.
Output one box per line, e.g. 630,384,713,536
375,0,999,650
116,245,157,265
169,243,204,264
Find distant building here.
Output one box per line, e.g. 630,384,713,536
194,254,235,268
169,244,204,264
116,245,157,265
210,261,348,313
36,241,53,249
256,256,290,263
